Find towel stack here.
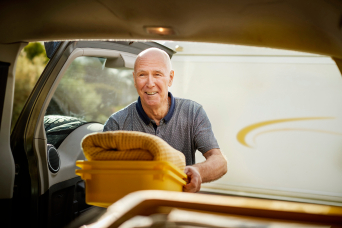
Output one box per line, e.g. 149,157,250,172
81,131,186,171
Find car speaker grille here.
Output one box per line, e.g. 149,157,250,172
47,144,60,173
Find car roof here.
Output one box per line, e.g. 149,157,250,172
1,0,342,58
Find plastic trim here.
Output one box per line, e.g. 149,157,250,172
47,145,60,174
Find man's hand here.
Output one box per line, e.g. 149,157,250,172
183,166,202,192
183,149,227,193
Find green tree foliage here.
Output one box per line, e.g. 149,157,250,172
24,42,47,61
11,42,48,131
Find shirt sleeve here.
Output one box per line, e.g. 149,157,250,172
193,106,220,154
103,115,119,132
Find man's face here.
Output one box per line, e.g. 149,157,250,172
133,50,174,108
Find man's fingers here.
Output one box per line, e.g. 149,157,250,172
183,165,202,192
184,167,192,176
183,173,201,192
184,180,201,192
183,182,197,193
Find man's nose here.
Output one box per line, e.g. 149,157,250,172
146,74,155,87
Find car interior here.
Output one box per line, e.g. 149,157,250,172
1,0,342,227
9,41,177,228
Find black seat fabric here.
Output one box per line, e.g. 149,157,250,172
44,115,88,148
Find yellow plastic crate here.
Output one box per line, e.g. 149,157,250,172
76,160,185,175
75,161,187,208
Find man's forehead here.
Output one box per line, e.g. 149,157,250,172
135,57,167,72
136,56,167,66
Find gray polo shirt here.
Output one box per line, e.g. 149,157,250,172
103,92,219,165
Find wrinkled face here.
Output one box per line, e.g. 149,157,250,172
133,49,174,108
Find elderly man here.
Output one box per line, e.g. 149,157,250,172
103,48,227,192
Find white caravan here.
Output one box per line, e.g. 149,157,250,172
162,41,342,206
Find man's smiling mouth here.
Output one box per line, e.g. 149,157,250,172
145,92,158,95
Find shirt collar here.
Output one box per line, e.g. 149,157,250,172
136,92,175,125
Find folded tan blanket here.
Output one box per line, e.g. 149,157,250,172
81,131,186,171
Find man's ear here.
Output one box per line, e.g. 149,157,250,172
168,70,174,87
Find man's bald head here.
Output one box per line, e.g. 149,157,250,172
134,48,172,73
132,47,175,111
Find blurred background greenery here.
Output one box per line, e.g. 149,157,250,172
12,42,48,131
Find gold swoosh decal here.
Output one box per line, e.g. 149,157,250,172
253,128,342,144
237,117,334,148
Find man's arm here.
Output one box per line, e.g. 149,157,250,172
183,148,227,193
